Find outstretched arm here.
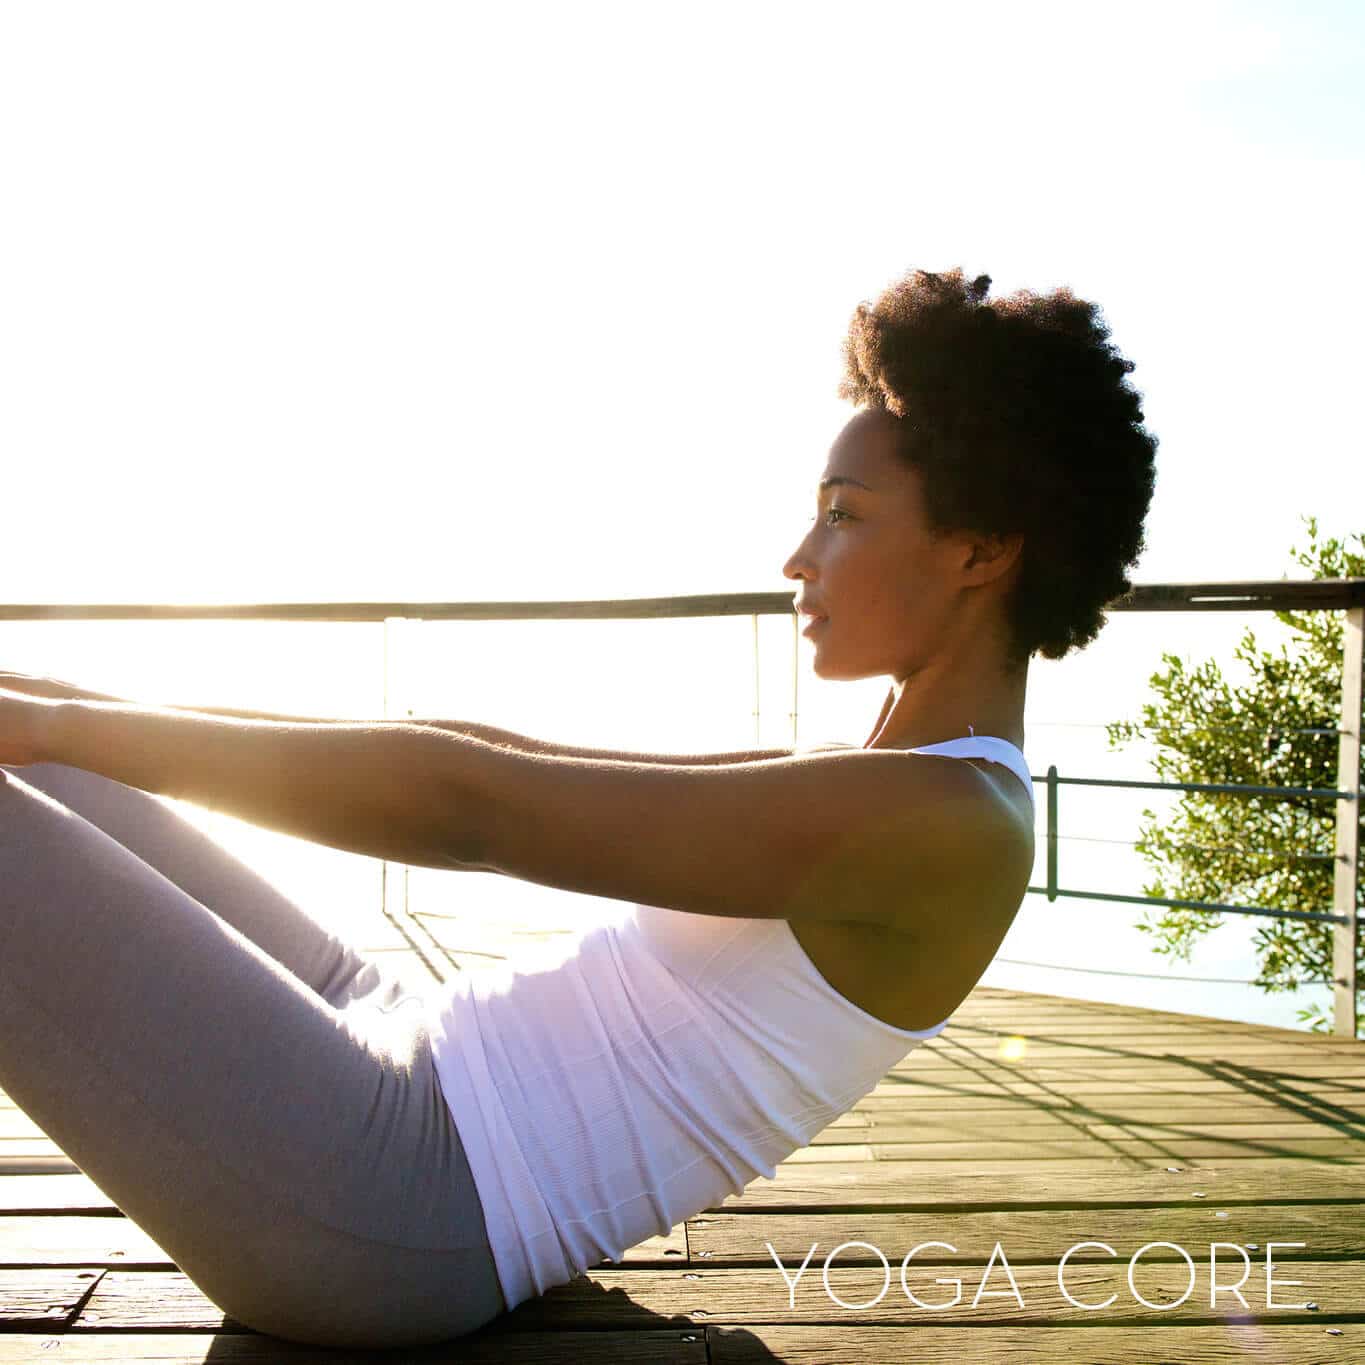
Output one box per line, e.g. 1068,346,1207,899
7,692,1027,932
0,671,793,766
8,697,471,868
197,709,797,766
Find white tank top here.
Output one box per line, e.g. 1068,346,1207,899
424,734,1034,1310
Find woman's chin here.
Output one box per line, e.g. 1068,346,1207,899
809,644,880,683
806,627,871,681
810,652,852,681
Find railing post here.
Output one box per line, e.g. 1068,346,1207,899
751,613,761,746
1333,604,1363,1038
1046,764,1058,902
382,616,410,927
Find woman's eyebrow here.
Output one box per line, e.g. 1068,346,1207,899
817,476,875,493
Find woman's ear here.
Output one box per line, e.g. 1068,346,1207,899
963,530,1024,584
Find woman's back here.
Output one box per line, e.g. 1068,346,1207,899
424,734,1036,1313
425,899,944,1312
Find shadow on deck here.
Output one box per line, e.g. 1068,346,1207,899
3,985,1363,1362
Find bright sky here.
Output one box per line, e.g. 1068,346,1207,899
4,0,1361,607
2,1,1361,1027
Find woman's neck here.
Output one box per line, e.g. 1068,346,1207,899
864,663,1028,752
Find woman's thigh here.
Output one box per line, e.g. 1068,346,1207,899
0,768,505,1347
6,761,387,1009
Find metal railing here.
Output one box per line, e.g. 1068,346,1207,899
1036,765,1354,926
3,578,1362,1034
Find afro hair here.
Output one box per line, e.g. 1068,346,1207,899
839,266,1158,668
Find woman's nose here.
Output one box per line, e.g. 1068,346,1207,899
782,535,814,582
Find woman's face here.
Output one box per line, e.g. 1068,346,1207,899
782,408,969,681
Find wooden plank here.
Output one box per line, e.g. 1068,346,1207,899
945,1027,1343,1045
0,1157,82,1176
0,1214,686,1269
1084,1122,1365,1141
890,1063,1365,1082
906,1046,1365,1065
869,1076,1365,1096
721,1160,1365,1209
858,1100,1365,1123
951,1028,1355,1051
957,992,1339,1016
851,1119,1365,1141
780,1152,1365,1173
958,989,1261,1013
558,1225,690,1266
852,1094,1365,1117
945,1032,1348,1048
709,1323,1365,1364
840,1097,1365,1119
950,1005,1346,1023
0,1175,117,1214
780,1155,1152,1173
30,1155,1354,1216
895,1053,1365,1072
958,1041,1359,1059
0,1114,51,1140
73,1273,233,1332
0,1268,103,1327
845,1126,1365,1149
20,1162,1353,1253
794,1139,1145,1160
927,1025,1360,1045
4,1320,1354,1365
945,1022,1362,1045
807,1154,1365,1174
854,1138,1365,1162
470,1261,1365,1327
0,1329,708,1362
781,1145,875,1163
863,1091,1365,1115
687,1202,1364,1264
816,1131,1365,1157
886,1068,1353,1086
0,1216,165,1266
941,998,1303,1018
65,1260,1362,1333
819,1119,1365,1143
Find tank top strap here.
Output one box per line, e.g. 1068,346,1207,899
799,734,1034,804
906,735,1035,805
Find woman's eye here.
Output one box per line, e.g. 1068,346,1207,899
823,506,851,526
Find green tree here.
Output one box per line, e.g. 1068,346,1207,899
1105,517,1364,1036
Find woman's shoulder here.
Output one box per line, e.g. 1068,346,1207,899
793,738,1033,929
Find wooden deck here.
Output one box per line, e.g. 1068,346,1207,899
3,984,1363,1362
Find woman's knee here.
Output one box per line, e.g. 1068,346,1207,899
195,1215,505,1349
224,1294,492,1351
221,1279,500,1350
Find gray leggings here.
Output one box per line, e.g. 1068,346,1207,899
0,762,507,1349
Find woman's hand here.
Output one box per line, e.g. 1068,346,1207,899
0,670,123,705
0,688,62,766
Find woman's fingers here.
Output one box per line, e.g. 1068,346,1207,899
0,672,102,702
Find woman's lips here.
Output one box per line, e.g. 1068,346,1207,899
801,615,828,637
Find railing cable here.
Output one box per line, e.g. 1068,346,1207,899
994,957,1334,986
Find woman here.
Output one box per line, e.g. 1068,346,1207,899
0,266,1157,1347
